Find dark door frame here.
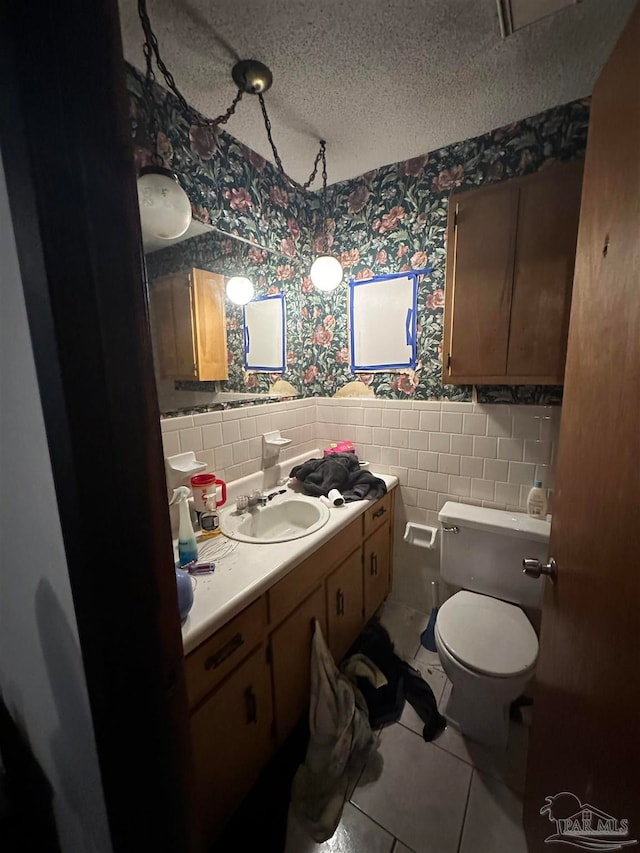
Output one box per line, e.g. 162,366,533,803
1,2,195,850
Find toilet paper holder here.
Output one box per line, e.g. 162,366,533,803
403,521,438,550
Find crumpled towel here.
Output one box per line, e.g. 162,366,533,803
289,620,386,842
290,452,387,502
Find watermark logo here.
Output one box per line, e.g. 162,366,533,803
541,792,637,850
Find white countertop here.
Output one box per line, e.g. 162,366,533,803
180,472,397,655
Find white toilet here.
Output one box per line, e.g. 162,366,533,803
434,501,550,750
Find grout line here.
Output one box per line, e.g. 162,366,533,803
347,800,398,847
391,837,418,853
456,767,475,853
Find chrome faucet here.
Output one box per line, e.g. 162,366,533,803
248,490,267,509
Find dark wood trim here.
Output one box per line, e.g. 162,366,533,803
1,3,196,851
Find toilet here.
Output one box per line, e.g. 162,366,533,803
435,501,550,750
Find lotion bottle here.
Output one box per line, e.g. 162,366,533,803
170,486,199,566
526,481,548,518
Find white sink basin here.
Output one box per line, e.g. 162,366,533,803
221,497,330,544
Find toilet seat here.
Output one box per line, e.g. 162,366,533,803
436,590,538,678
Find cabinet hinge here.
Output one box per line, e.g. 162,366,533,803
453,204,459,227
447,353,452,370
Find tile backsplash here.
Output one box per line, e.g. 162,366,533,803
161,398,560,521
161,398,560,612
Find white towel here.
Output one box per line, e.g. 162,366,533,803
289,620,386,842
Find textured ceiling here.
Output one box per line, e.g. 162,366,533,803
118,0,635,186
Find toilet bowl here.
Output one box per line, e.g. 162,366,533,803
434,590,538,750
436,502,550,750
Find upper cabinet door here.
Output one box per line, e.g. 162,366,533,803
149,268,228,381
149,271,197,381
444,183,519,381
507,162,583,381
191,269,228,381
443,161,583,385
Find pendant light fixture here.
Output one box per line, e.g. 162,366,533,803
136,0,340,291
136,0,191,241
225,276,255,306
309,141,343,292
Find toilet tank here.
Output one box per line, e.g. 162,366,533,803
438,502,551,609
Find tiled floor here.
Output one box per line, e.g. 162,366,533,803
285,600,530,853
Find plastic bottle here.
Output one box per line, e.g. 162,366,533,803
170,486,199,566
526,481,548,518
200,492,221,538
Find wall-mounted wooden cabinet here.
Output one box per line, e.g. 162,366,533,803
443,160,583,385
149,267,228,381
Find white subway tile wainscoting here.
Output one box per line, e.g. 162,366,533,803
161,397,560,612
162,397,560,524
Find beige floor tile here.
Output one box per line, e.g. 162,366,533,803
458,771,527,853
431,703,530,794
285,801,394,853
351,724,471,853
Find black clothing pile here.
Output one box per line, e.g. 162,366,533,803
289,452,387,502
347,619,446,742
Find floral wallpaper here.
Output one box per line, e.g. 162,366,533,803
129,62,589,405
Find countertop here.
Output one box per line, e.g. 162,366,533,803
180,473,398,655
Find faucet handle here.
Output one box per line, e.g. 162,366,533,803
235,495,249,512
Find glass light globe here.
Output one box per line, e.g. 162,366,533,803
310,254,343,292
226,276,255,305
137,166,191,240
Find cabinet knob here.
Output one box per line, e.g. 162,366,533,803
373,506,386,519
336,588,345,616
370,553,378,576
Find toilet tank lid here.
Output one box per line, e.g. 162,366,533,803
438,501,550,543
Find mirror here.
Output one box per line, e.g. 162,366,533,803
244,294,286,372
145,226,299,415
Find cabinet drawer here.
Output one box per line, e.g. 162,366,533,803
185,596,267,708
269,517,362,626
364,492,392,537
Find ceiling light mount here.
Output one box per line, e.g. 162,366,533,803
232,60,273,95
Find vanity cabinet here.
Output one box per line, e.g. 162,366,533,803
364,522,392,622
149,267,228,381
185,489,395,845
442,160,583,385
326,547,364,663
190,643,274,842
270,585,326,743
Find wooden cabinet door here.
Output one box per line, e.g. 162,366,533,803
148,272,197,380
192,269,228,381
190,643,273,844
326,547,364,662
363,522,391,622
507,161,583,382
270,585,326,744
443,183,519,382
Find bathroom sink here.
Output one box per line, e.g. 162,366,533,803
221,497,330,544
